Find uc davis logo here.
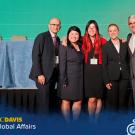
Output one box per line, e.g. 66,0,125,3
127,119,135,135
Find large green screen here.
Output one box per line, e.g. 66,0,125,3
0,0,135,40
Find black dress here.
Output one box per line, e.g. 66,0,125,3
84,48,104,98
59,45,83,101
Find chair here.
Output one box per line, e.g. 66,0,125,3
11,35,27,41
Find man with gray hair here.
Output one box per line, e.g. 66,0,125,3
127,15,135,107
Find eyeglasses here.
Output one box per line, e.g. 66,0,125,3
50,24,61,27
128,22,135,25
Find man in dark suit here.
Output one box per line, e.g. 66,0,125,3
29,18,61,114
127,15,135,107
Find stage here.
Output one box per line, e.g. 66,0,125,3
0,88,60,114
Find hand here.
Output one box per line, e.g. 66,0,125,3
37,75,46,85
61,36,67,47
63,84,67,88
121,38,127,43
106,83,112,90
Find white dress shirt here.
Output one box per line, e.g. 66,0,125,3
114,43,120,53
129,34,135,54
49,30,56,38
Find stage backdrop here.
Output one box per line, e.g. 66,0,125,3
0,0,135,40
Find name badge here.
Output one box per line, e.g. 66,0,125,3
55,56,59,64
90,58,98,65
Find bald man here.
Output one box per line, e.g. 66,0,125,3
29,18,61,114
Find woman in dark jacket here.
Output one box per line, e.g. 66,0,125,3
59,26,83,121
102,23,130,111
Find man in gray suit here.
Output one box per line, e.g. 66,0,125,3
127,15,135,107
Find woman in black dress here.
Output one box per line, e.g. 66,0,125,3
59,26,83,121
82,20,106,117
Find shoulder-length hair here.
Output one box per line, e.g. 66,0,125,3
67,26,82,47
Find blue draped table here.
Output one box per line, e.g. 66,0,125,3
0,41,36,88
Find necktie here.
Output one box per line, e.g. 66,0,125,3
52,36,59,56
52,36,57,46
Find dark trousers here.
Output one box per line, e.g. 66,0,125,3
105,79,129,111
36,82,50,114
49,66,60,113
35,66,59,114
132,78,135,107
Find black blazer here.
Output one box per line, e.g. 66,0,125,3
59,44,83,86
29,31,60,83
127,33,132,44
102,39,130,84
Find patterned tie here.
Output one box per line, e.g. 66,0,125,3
52,36,57,46
52,36,59,56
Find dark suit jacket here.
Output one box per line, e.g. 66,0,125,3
59,44,83,86
127,33,135,79
102,39,130,84
29,31,60,83
127,33,132,43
